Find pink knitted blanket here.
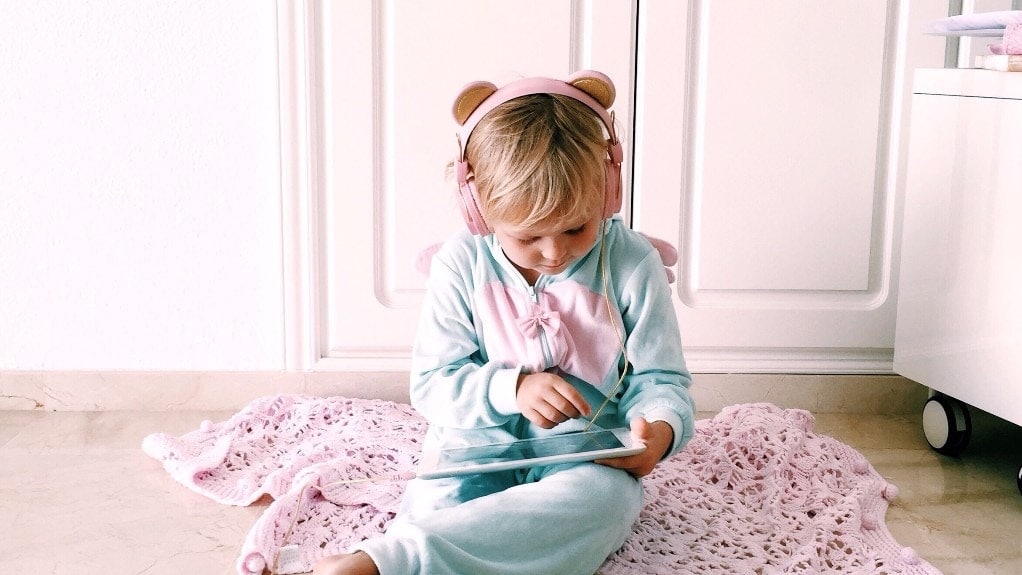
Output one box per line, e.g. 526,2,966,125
143,396,941,575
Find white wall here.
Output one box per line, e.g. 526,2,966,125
0,2,936,412
0,1,285,370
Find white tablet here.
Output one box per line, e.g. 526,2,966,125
417,427,645,480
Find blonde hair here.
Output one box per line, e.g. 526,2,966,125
463,94,609,229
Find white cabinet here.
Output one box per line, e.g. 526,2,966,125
895,69,1022,432
287,1,947,372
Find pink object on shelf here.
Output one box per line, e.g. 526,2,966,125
990,23,1022,55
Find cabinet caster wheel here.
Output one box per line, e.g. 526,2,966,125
922,395,972,456
1017,466,1022,497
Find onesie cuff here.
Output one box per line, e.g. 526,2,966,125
488,366,522,416
641,406,686,459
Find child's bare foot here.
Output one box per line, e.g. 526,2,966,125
311,551,379,575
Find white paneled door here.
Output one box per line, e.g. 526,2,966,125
308,1,635,369
633,0,946,373
285,1,946,372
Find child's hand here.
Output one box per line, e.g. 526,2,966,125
596,418,674,477
516,372,592,428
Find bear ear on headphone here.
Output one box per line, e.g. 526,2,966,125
565,70,616,110
452,70,617,126
452,81,498,125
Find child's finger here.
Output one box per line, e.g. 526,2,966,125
523,407,558,429
552,379,591,417
546,394,584,420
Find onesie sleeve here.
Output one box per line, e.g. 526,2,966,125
409,239,522,429
613,239,696,458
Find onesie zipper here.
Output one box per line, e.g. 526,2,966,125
495,236,557,371
529,278,555,369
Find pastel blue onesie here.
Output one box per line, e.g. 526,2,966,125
354,217,695,575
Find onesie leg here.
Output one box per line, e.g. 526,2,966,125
356,463,642,575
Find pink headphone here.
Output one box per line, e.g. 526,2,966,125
451,70,624,235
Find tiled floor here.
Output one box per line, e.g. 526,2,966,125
2,406,1022,574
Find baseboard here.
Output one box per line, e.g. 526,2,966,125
0,370,927,414
689,373,927,414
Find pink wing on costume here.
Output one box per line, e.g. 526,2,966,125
636,232,677,284
414,242,444,276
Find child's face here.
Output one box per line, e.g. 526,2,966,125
492,208,603,284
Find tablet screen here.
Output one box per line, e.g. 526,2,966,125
437,429,627,467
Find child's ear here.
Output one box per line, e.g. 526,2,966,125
566,70,615,109
452,81,498,125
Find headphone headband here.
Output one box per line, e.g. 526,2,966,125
457,76,619,162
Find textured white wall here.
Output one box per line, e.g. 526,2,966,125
0,1,285,370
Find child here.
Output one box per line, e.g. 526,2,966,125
313,70,695,575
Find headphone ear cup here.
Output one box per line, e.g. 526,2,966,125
603,159,622,218
456,163,489,235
